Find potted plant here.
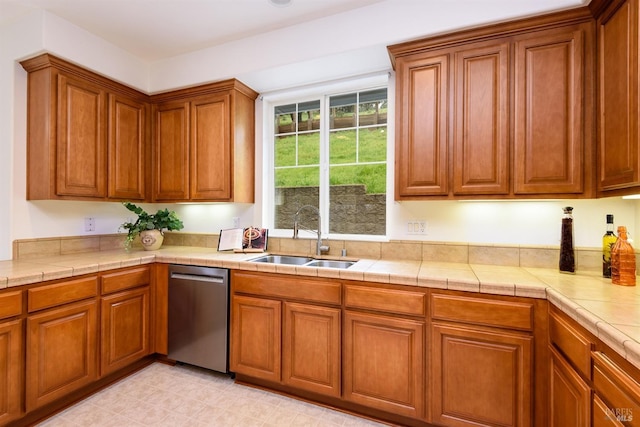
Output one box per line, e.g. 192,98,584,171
119,202,184,250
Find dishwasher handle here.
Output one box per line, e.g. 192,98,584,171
170,272,226,284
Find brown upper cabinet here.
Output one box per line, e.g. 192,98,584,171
20,54,257,203
389,9,596,200
151,82,258,202
595,0,640,196
21,54,149,201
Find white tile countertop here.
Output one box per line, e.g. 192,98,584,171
2,245,639,371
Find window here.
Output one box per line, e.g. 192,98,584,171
271,86,388,237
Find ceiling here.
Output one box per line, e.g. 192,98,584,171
0,0,388,61
0,0,590,63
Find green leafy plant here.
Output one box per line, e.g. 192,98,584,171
119,202,184,248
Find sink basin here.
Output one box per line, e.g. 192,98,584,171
249,255,355,269
250,255,314,265
303,260,355,269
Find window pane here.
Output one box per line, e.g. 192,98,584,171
274,167,319,229
329,164,386,235
358,126,387,162
297,101,320,131
359,89,388,126
275,104,296,134
328,88,387,236
330,101,356,130
275,165,319,188
298,132,320,165
329,130,356,164
274,135,296,167
274,100,321,231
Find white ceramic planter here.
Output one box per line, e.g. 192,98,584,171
140,229,164,251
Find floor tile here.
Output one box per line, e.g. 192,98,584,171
35,362,388,426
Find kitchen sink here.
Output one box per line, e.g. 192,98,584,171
303,260,355,269
250,255,314,265
249,255,355,269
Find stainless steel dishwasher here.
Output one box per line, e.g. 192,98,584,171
168,264,229,373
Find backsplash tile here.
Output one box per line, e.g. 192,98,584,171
11,232,619,272
469,244,520,267
422,243,469,263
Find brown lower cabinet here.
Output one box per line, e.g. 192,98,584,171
283,302,341,398
343,310,425,418
231,273,430,425
100,286,150,376
7,264,640,427
0,318,23,424
230,294,282,383
431,323,533,426
549,305,640,427
0,290,23,425
429,292,537,427
230,271,342,398
549,346,591,426
231,275,556,426
26,299,99,411
6,265,155,426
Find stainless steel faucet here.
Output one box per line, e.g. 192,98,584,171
293,205,329,256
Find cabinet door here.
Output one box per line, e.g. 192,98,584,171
26,299,98,411
549,347,591,427
230,295,281,383
343,310,424,419
108,94,147,200
153,101,190,201
56,73,107,198
598,0,640,191
453,41,509,195
431,322,532,427
100,287,150,376
513,26,587,195
190,93,232,200
0,319,22,424
283,302,340,398
395,53,449,197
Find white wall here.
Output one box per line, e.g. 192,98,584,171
1,3,638,261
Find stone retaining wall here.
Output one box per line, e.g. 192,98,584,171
275,185,386,235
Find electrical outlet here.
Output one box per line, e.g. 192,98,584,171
406,220,427,235
84,217,95,232
232,217,240,228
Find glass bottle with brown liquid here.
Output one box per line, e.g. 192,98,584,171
559,207,575,273
610,226,636,286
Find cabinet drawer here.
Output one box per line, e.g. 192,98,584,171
593,351,640,426
28,276,98,312
232,271,341,305
431,293,533,331
0,290,22,320
593,394,624,427
344,284,426,316
550,310,593,380
101,266,151,294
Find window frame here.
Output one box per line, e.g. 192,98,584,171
262,73,390,241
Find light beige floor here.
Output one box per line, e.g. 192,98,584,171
36,362,388,426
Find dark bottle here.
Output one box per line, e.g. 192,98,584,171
602,214,616,278
559,207,575,273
